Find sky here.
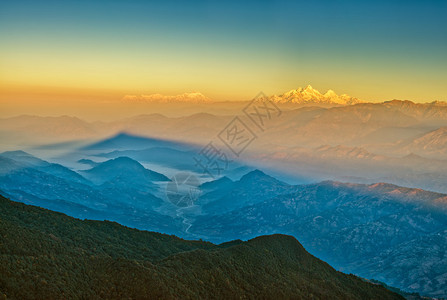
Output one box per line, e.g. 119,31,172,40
0,0,446,117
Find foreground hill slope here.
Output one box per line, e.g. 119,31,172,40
0,195,402,299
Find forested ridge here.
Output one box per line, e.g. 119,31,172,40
0,194,403,299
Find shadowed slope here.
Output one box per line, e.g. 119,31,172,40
0,194,402,299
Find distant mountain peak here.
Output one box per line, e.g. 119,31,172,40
83,156,169,184
0,150,48,167
86,156,146,173
269,85,363,105
211,176,233,184
122,92,212,103
109,156,140,164
240,169,266,178
200,176,234,190
324,89,337,97
1,150,33,157
239,169,287,186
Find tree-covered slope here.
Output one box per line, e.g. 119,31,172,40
0,194,402,299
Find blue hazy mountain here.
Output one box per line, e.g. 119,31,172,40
0,160,110,209
191,179,447,297
83,133,258,180
0,152,181,233
80,157,171,210
1,151,445,297
0,150,90,185
199,169,295,213
199,176,234,191
99,146,197,170
356,227,447,299
81,156,170,185
77,158,100,167
97,147,257,182
1,150,48,166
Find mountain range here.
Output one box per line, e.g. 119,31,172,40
0,149,445,297
1,89,447,298
81,156,170,185
2,99,447,153
0,194,404,299
268,85,363,105
192,174,447,297
118,86,447,107
3,114,447,192
0,150,182,232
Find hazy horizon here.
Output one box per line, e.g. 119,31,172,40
1,0,447,120
2,86,447,121
1,1,447,298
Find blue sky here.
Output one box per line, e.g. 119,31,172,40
1,0,446,102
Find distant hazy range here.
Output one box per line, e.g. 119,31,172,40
2,86,447,193
1,88,447,297
2,1,447,298
1,0,446,109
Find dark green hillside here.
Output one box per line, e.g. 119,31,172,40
0,194,402,299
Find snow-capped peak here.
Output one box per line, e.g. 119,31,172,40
269,85,363,105
324,89,337,98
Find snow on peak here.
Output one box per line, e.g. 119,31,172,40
269,85,363,105
324,90,337,97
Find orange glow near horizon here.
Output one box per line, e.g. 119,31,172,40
1,1,446,120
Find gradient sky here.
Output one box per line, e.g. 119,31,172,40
1,0,446,116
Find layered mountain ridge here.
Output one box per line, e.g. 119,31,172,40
118,85,447,106
0,194,404,299
0,149,445,297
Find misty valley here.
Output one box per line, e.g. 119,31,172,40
1,1,447,295
1,100,447,299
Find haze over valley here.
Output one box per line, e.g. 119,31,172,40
1,0,446,298
1,86,447,297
